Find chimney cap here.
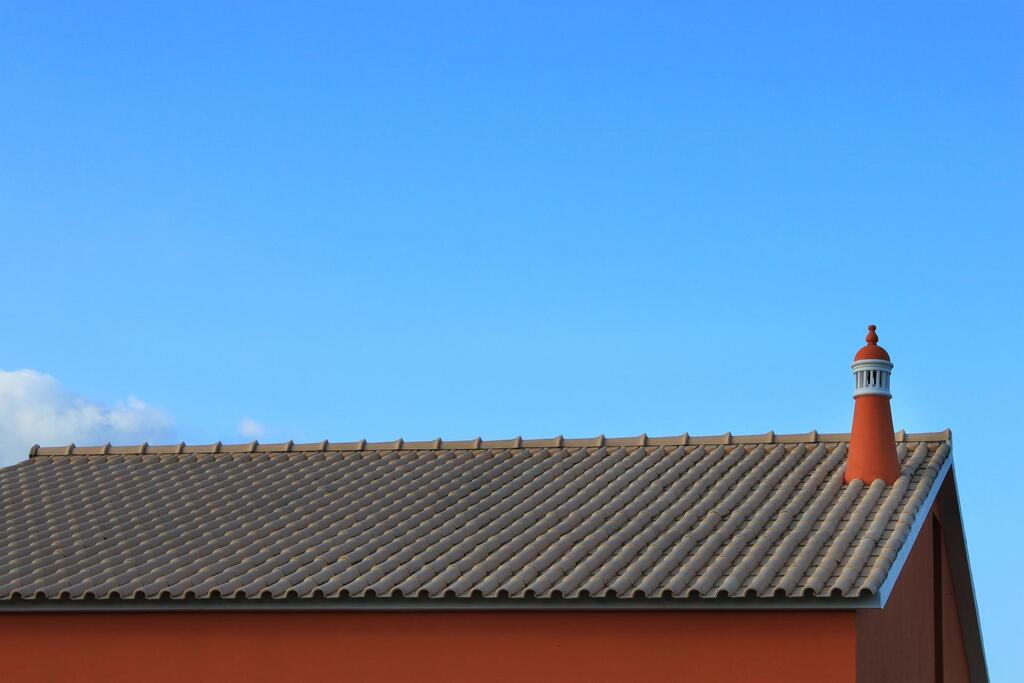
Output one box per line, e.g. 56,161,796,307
853,324,891,362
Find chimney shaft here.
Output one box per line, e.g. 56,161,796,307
845,325,900,484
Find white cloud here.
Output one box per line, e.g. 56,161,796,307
237,417,266,440
0,369,174,467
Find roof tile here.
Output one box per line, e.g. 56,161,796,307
0,432,951,603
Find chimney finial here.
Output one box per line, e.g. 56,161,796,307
845,325,900,484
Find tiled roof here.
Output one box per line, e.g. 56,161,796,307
0,431,950,604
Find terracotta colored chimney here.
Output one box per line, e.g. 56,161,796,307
845,325,901,485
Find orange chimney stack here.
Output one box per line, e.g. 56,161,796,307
845,325,901,484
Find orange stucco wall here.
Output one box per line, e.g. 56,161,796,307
0,610,857,683
857,514,936,683
941,514,971,683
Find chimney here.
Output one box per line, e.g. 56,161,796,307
845,325,900,484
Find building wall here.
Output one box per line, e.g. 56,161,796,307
0,610,856,683
941,513,972,683
857,515,936,683
856,500,972,683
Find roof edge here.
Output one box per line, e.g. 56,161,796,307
939,464,990,683
875,454,952,608
870,442,988,682
0,594,882,613
28,429,955,458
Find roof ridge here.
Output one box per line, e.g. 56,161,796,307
27,429,954,458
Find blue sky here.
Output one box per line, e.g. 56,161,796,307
1,2,1021,677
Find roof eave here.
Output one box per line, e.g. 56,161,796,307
0,594,882,613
